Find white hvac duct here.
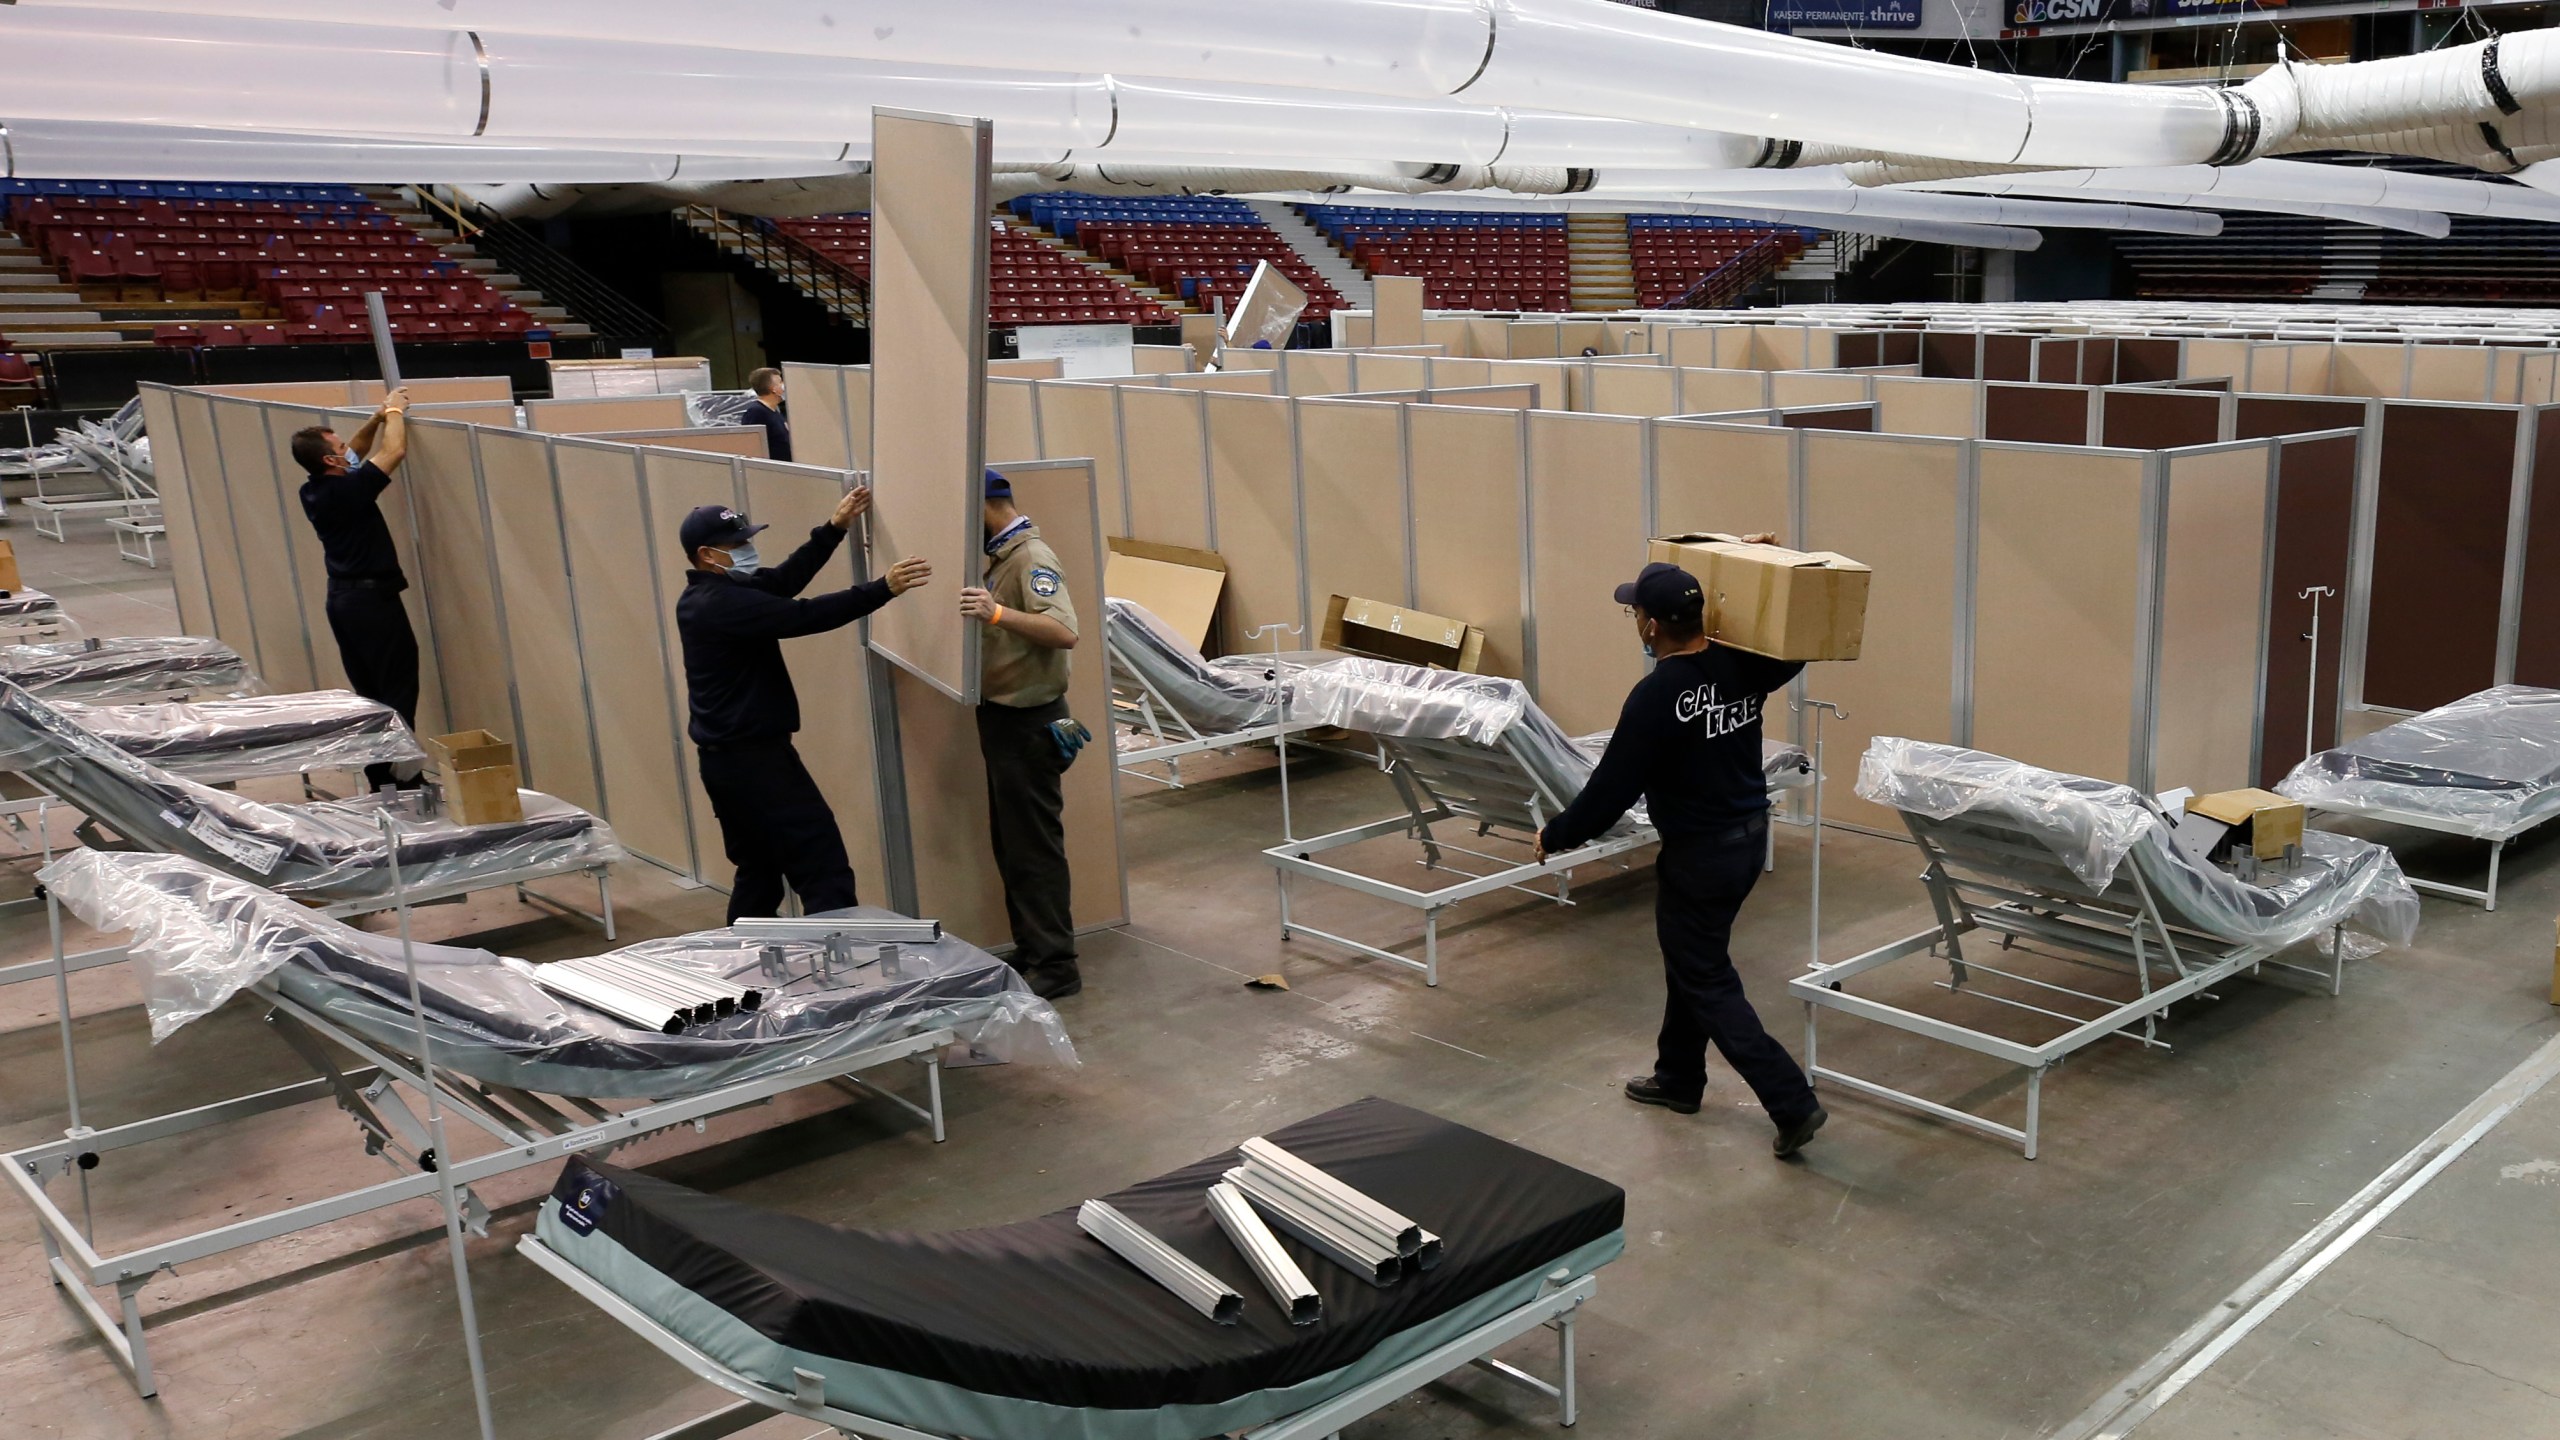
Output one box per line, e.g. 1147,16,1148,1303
0,120,852,185
1634,186,2224,236
1276,189,2049,252
1924,180,2454,239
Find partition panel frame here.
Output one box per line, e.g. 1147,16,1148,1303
249,404,323,693
2496,406,2543,685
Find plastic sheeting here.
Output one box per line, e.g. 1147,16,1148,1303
1859,738,2419,952
2277,686,2560,840
1575,732,1815,792
39,851,1077,1091
49,689,424,783
0,679,619,904
1289,659,1529,745
0,589,64,620
1105,597,1297,734
686,389,759,428
0,635,254,699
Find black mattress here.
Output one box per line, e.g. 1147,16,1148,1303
551,1096,1623,1411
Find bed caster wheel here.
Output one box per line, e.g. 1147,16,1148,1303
418,1148,438,1174
1828,982,1842,992
75,1152,98,1171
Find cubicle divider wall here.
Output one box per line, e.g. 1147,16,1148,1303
143,384,1128,951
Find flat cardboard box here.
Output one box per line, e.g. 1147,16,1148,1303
0,539,20,595
1648,533,1870,662
1105,538,1227,652
2186,787,2305,861
426,728,524,826
1321,593,1486,672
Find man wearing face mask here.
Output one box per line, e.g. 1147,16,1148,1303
1533,550,1828,1159
291,388,422,794
676,493,930,922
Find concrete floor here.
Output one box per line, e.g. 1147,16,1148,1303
3,518,2560,1439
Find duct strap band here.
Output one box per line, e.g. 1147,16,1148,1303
2479,122,2524,172
1753,138,1806,170
2206,89,2263,166
2483,36,2524,116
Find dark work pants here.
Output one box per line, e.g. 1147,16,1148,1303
697,739,859,923
976,697,1076,969
324,583,420,792
1652,815,1819,1126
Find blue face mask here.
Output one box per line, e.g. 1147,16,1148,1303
723,542,761,577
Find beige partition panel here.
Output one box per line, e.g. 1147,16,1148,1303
1283,351,1355,397
1678,368,1771,415
584,427,767,458
403,418,515,735
2183,337,2252,384
1296,399,1409,611
1481,360,1571,410
524,394,690,434
1975,447,2146,783
1527,412,1647,735
742,459,888,896
475,428,601,812
1336,314,1375,348
1556,320,1608,357
1653,420,1791,539
644,450,747,865
1751,326,1816,371
1373,275,1426,347
169,390,258,653
867,109,992,706
1203,393,1303,640
898,460,1127,947
783,361,855,469
2329,343,2408,398
2153,444,2273,793
249,403,347,692
137,386,217,636
2407,345,2497,403
1425,357,1495,390
1423,315,1475,356
1664,328,1719,369
985,378,1040,462
555,440,695,873
1033,382,1127,535
1587,365,1681,417
1427,385,1540,410
1408,404,1526,677
356,376,513,405
2523,351,2560,405
201,380,358,406
404,400,519,428
1464,317,1511,358
988,358,1066,379
1505,321,1563,359
1874,377,1979,437
1800,431,1964,831
1118,387,1213,550
1354,354,1432,393
1770,371,1868,409
208,397,321,694
1132,345,1193,375
1159,370,1278,395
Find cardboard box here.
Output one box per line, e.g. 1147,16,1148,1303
1647,533,1870,662
2185,788,2305,862
0,539,20,595
1105,538,1227,652
426,729,524,826
1321,594,1486,672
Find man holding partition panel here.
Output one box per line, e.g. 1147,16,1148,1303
676,489,930,922
291,388,423,793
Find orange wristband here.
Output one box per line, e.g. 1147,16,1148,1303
989,603,1005,626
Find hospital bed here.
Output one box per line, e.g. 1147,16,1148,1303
24,401,157,547
1104,597,1329,786
1792,739,2421,1158
2277,685,2560,911
6,849,1077,1398
0,634,253,700
0,588,70,643
1263,659,1813,985
520,1096,1619,1440
46,689,423,784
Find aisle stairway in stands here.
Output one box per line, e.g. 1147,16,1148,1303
1302,205,1571,311
1247,201,1372,309
370,188,593,340
1567,215,1637,312
1010,193,1343,322
682,206,871,327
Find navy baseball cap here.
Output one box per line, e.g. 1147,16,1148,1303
1614,562,1704,625
984,467,1012,500
679,504,766,555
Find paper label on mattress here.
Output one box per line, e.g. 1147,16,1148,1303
557,1174,619,1236
187,812,283,875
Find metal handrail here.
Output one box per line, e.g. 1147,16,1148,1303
1672,232,1802,310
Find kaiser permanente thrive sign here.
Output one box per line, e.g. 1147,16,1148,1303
1767,0,1923,30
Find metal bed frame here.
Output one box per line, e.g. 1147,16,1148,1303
26,425,158,545
518,1237,1592,1440
2299,799,2537,911
1790,807,2343,1160
1105,631,1317,789
6,935,948,1399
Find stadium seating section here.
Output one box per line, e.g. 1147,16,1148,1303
1010,194,1343,320
774,211,1176,327
1626,217,1812,308
0,180,539,349
1304,206,1570,312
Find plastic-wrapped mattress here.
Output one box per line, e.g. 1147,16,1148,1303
2276,686,2560,840
0,679,617,905
1859,738,2420,952
0,589,64,620
535,1097,1622,1440
0,635,253,699
47,689,423,783
39,850,1078,1085
1105,597,1300,734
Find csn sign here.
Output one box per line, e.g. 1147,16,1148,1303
2011,0,2132,21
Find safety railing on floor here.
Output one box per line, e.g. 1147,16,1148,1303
679,206,870,327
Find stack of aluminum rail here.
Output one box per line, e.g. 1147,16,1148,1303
1225,1136,1441,1285
534,953,765,1034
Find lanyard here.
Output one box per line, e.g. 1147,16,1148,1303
984,515,1032,556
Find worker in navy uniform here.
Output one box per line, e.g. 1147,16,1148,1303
1535,557,1828,1158
739,367,792,463
676,491,930,922
290,388,422,793
958,469,1085,1000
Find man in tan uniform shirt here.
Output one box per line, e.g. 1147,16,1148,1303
958,468,1084,999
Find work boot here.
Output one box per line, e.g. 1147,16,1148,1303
1024,959,1083,1000
1622,1075,1702,1115
1773,1105,1828,1158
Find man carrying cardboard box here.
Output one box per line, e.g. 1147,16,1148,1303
1535,555,1828,1159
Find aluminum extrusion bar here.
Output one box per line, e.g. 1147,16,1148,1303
529,965,687,1033
1076,1199,1244,1325
1207,1180,1322,1325
1238,1137,1439,1268
728,916,944,943
1222,1166,1404,1286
